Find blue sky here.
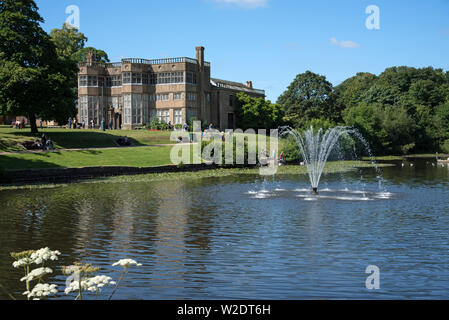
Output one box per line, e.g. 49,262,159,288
35,0,449,102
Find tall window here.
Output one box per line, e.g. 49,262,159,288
79,76,87,87
98,77,105,87
150,73,157,85
123,73,131,84
88,96,99,124
87,76,98,87
229,95,234,107
174,109,183,125
124,94,132,124
112,75,122,87
157,110,170,124
186,72,197,84
106,77,112,88
132,94,142,124
174,93,183,101
80,96,88,123
112,96,120,109
132,73,142,84
142,94,149,124
142,73,149,85
186,92,196,101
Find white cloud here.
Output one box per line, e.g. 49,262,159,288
211,0,269,9
330,37,360,49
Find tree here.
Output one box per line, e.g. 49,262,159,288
277,71,337,128
49,23,87,61
334,72,377,109
434,102,449,151
235,93,284,130
72,47,110,64
0,0,77,133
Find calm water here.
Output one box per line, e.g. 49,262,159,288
1,160,449,300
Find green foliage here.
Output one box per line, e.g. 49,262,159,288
441,139,449,154
49,23,87,61
72,47,110,64
146,117,169,130
282,136,302,163
333,66,449,154
0,0,78,133
235,93,284,130
201,136,261,167
277,71,339,128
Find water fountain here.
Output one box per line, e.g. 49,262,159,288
279,126,382,195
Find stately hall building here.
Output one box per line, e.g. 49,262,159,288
77,46,265,130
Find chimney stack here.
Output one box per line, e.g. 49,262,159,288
246,81,253,89
86,50,95,66
196,46,205,69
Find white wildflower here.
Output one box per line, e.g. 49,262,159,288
65,275,115,294
30,248,61,265
12,257,34,268
23,283,57,299
112,259,142,268
20,267,53,282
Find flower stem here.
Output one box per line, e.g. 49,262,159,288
108,270,126,300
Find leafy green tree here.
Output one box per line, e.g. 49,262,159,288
277,71,337,128
72,47,110,64
50,23,87,61
0,0,77,133
434,102,449,151
334,72,377,109
236,93,284,130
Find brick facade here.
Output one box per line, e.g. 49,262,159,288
77,46,265,131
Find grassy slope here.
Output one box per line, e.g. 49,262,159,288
0,146,175,170
0,128,174,152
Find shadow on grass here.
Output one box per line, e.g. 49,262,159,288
9,130,143,149
0,154,64,171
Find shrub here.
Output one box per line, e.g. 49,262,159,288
201,136,261,167
282,136,302,163
441,139,449,154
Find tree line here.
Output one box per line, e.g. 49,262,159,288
236,67,449,155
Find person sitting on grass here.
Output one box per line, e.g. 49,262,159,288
46,138,55,150
41,134,47,151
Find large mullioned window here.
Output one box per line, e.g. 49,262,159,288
124,94,149,125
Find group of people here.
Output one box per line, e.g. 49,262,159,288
67,118,99,130
12,119,26,129
31,134,54,151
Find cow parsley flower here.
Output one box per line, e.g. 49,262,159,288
30,248,61,265
112,259,142,268
65,275,115,294
23,283,57,300
11,250,35,268
20,267,53,282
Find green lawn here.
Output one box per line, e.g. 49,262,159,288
0,146,175,170
0,127,174,152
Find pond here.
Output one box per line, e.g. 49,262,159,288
1,159,449,299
